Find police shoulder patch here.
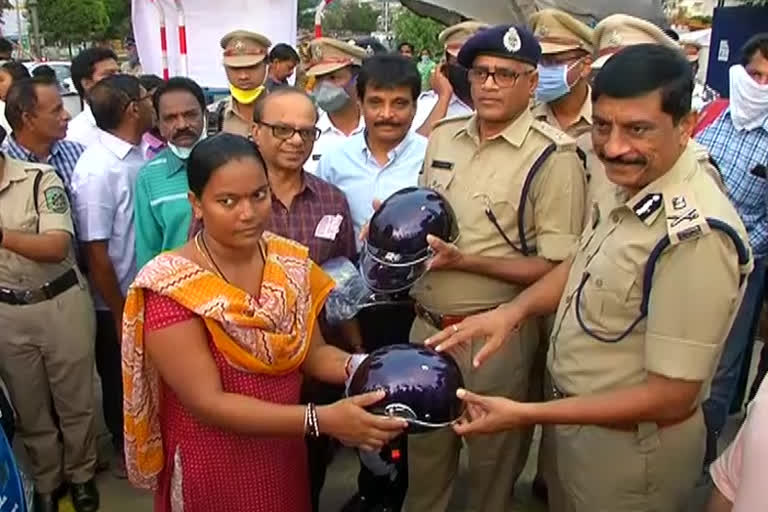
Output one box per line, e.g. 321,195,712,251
43,186,69,214
432,113,472,130
663,186,710,245
531,120,576,150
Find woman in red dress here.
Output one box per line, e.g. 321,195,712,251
122,134,406,512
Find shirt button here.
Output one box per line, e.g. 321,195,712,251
611,213,620,223
595,278,603,288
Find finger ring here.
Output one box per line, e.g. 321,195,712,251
452,324,459,333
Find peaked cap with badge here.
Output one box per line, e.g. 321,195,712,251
220,30,272,68
306,38,369,77
530,8,594,55
457,24,542,68
591,14,678,69
439,21,490,57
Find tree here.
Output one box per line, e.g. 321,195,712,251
38,0,109,45
321,1,379,34
298,0,317,31
102,0,131,39
393,9,445,56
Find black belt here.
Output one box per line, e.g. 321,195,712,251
0,269,79,306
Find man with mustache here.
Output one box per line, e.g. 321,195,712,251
405,25,585,512
208,31,271,138
134,77,206,269
413,21,488,137
423,44,752,512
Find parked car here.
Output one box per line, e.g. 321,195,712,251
23,60,76,96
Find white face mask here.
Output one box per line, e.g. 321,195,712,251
729,64,768,131
168,128,207,160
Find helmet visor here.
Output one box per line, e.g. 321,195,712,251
359,248,428,294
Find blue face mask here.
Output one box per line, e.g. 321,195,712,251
535,59,584,104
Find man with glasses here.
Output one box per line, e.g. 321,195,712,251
252,86,360,512
405,25,585,512
71,74,153,479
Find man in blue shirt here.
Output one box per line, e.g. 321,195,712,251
317,54,428,244
696,33,768,466
317,53,426,511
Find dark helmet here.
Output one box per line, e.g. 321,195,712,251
360,187,459,293
347,344,465,433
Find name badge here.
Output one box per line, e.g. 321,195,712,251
431,160,454,170
315,214,343,241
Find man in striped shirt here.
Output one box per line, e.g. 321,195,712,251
2,76,85,196
134,77,206,269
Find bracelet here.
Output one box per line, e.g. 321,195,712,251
305,403,320,438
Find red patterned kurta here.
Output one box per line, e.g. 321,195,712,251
145,291,311,512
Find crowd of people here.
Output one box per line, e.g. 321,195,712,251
0,7,767,512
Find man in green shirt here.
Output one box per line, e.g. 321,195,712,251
134,77,206,269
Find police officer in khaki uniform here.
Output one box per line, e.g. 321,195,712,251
208,30,272,138
530,9,594,140
426,44,752,512
406,25,586,512
0,156,98,512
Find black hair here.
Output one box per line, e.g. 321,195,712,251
355,37,387,55
153,76,206,114
253,86,317,123
398,42,415,53
357,54,421,101
5,76,58,131
592,44,693,124
1,61,30,83
71,47,118,98
88,74,142,131
32,64,56,80
740,33,768,67
0,38,12,55
139,74,164,93
187,133,267,197
269,43,300,64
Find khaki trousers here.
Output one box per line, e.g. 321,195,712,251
0,285,97,493
542,399,705,512
405,316,539,512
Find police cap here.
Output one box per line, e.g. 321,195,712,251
220,30,272,68
457,24,542,68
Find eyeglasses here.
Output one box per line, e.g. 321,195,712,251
258,121,321,142
467,67,534,88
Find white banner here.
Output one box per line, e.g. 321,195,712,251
132,0,298,88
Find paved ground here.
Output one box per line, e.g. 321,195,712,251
29,341,762,511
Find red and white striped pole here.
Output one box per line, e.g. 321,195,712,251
151,0,169,80
174,0,188,77
314,0,335,38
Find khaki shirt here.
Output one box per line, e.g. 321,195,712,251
210,96,254,138
531,90,593,140
0,157,76,289
411,109,587,314
548,143,752,403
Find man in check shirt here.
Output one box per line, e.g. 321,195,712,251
252,87,361,512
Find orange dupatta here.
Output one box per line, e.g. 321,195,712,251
121,232,334,490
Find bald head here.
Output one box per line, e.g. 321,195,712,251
254,86,318,124
252,87,320,173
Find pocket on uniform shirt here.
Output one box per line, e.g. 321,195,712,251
579,252,640,339
425,168,454,192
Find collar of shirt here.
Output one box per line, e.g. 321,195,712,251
457,108,534,148
0,155,32,191
224,96,252,125
151,147,186,176
612,144,698,226
98,130,137,160
143,131,165,152
317,111,365,137
357,129,418,167
273,170,319,208
5,135,69,163
531,88,593,128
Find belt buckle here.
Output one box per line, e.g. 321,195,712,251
21,288,47,304
551,385,563,400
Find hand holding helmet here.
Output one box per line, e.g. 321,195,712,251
425,234,464,271
318,390,408,452
425,302,526,368
452,389,533,436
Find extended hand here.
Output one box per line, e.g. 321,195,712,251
319,390,407,452
358,200,383,242
452,389,532,436
426,235,463,271
424,303,525,368
431,63,454,99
